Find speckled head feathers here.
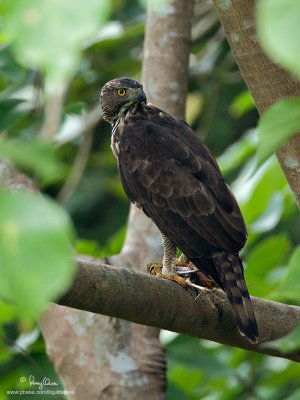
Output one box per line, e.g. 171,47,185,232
100,77,146,124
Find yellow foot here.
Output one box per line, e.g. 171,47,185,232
147,262,163,276
147,263,187,287
162,273,188,287
175,258,194,269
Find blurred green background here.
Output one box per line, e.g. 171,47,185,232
0,0,300,399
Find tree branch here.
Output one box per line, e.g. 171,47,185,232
56,255,300,363
2,160,300,364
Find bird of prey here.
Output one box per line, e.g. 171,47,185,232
100,77,258,344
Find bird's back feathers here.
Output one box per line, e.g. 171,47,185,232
100,79,258,343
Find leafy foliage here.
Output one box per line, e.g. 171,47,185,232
257,97,300,164
3,0,111,89
257,0,300,79
0,138,66,185
0,190,74,320
274,246,300,304
165,334,300,400
256,0,300,162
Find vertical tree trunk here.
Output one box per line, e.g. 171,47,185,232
212,0,300,206
40,0,194,398
142,0,194,118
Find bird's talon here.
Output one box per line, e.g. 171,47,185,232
147,263,187,287
161,273,187,287
147,262,163,275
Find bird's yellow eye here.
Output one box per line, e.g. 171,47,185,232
117,88,126,97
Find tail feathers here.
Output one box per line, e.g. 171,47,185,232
214,254,258,344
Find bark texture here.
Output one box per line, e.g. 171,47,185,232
142,0,194,118
40,0,195,399
212,0,300,206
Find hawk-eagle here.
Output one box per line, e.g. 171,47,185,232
100,77,258,344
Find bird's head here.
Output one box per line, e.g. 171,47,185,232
100,77,147,124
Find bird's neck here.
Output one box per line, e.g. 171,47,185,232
112,102,144,128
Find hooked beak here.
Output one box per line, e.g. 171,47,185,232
137,89,147,104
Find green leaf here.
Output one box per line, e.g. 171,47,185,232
0,299,17,323
257,0,300,78
104,225,126,256
3,0,111,88
167,336,228,378
229,90,255,118
0,99,26,130
75,239,102,258
217,130,257,175
286,389,300,400
0,138,66,184
245,234,291,297
168,365,203,398
240,158,287,226
246,234,291,277
138,0,172,12
0,45,27,86
0,190,75,320
76,226,126,258
275,246,300,303
257,97,300,164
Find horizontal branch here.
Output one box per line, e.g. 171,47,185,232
58,255,300,362
1,162,299,361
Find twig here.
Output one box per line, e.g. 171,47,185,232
40,87,66,140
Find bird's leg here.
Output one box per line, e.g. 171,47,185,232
147,234,187,286
161,233,177,275
175,253,196,270
147,236,222,299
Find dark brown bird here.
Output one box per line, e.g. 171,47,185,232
100,77,258,343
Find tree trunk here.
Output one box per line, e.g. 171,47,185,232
212,0,300,206
40,0,194,398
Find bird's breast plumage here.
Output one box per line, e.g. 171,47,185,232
111,120,122,160
112,104,247,258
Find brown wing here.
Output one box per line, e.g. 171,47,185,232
117,105,247,259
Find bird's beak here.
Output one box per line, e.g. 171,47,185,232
138,89,147,104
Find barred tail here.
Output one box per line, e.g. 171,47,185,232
214,254,258,344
